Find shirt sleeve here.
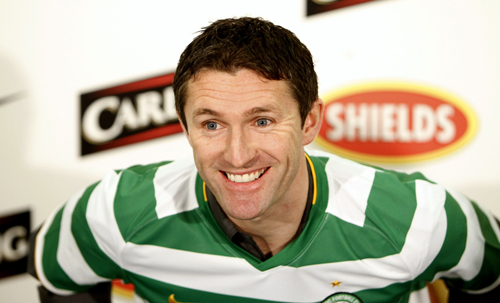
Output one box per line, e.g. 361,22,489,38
436,188,500,294
33,171,125,295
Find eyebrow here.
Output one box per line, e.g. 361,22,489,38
243,106,276,117
192,106,279,119
192,108,221,119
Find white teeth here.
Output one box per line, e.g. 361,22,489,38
226,168,266,183
242,174,249,182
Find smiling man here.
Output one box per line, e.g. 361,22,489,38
30,17,500,303
181,68,321,257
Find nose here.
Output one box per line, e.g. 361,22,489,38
223,127,257,168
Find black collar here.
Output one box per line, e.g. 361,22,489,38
207,159,314,261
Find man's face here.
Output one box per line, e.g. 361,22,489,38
182,69,321,222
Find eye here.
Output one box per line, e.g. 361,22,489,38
256,118,271,127
205,121,219,130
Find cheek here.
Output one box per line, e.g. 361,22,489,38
260,130,302,159
190,135,221,163
270,127,303,147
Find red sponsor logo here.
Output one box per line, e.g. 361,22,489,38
80,72,182,156
306,0,382,16
112,279,134,298
316,82,478,163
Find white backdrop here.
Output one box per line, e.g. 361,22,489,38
1,0,499,301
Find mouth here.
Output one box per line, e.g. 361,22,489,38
224,168,268,183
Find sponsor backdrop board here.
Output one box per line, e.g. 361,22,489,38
1,0,499,301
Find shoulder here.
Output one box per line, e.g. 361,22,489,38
307,148,429,185
307,149,446,246
308,148,445,221
306,150,492,281
118,158,194,179
307,148,436,205
89,158,199,238
111,157,198,206
111,157,197,191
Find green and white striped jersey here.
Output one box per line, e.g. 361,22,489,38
34,150,500,303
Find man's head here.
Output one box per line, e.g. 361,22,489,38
173,17,323,223
173,17,318,131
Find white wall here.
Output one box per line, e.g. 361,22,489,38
1,0,499,301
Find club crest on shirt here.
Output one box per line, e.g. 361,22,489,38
321,292,363,303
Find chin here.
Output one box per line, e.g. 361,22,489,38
222,200,268,221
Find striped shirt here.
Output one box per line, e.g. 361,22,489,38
35,150,500,302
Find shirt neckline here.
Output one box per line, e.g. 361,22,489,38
206,158,314,261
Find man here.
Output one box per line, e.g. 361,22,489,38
30,17,500,303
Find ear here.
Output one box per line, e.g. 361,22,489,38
177,112,193,147
302,98,324,146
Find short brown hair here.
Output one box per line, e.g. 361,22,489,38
173,17,318,131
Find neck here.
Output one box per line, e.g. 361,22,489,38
230,157,310,256
233,216,304,257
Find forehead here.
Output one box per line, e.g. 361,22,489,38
185,69,295,109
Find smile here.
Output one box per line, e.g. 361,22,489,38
225,168,267,183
